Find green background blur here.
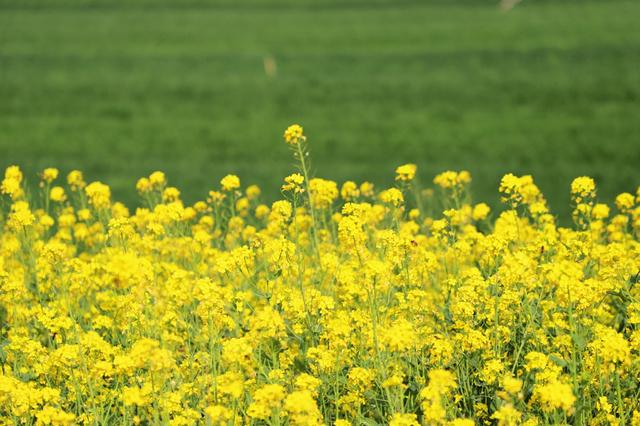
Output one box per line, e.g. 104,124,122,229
1,0,639,218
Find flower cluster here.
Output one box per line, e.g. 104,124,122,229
1,129,640,425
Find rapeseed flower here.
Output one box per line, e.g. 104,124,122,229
1,142,639,425
247,384,286,420
395,163,417,182
284,124,305,145
220,174,241,192
282,173,305,194
40,167,59,183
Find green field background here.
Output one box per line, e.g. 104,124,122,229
1,0,639,219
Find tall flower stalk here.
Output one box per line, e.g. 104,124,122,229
284,124,321,258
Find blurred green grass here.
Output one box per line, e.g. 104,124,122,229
1,0,639,218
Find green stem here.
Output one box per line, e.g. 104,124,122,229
295,141,321,260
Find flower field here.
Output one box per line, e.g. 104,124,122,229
1,126,640,425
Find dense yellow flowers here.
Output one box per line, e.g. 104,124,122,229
1,129,640,425
247,384,286,420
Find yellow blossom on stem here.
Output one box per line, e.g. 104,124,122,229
220,174,241,192
284,124,305,145
395,163,417,182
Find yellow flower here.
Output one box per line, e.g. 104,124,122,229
1,176,22,199
449,419,475,426
348,367,374,391
136,177,151,193
380,318,416,352
221,174,241,192
35,406,75,425
77,208,92,221
479,359,504,384
340,181,360,200
309,178,338,209
41,167,59,183
425,369,456,394
284,124,305,145
246,184,261,200
524,352,548,372
284,390,323,426
592,203,610,220
85,181,111,209
40,214,55,228
382,374,405,389
149,171,166,188
255,204,270,220
499,173,545,211
379,188,404,207
2,165,24,199
247,384,286,420
472,203,491,221
122,384,152,407
531,380,575,413
570,176,596,203
3,160,640,426
596,396,612,414
628,303,640,325
491,404,522,426
389,413,419,426
395,163,417,182
163,186,181,202
360,181,375,197
615,192,635,212
49,186,66,202
67,170,85,190
588,325,631,366
282,173,305,194
4,164,23,181
420,369,457,423
434,170,471,189
8,201,35,229
501,375,522,395
295,373,322,395
208,190,226,204
204,405,233,424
